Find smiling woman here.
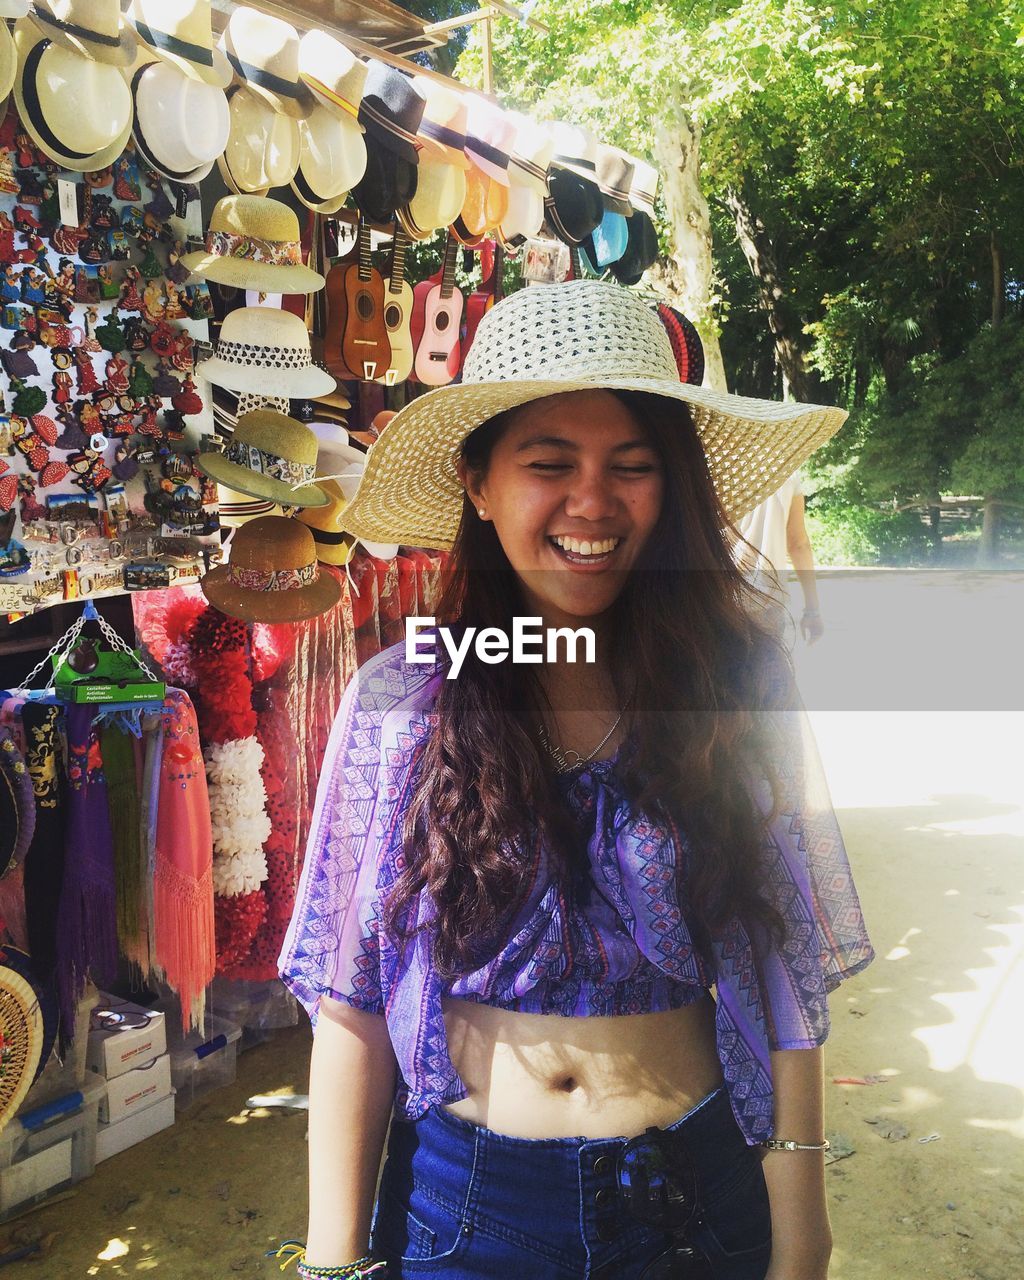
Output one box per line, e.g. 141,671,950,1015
280,280,873,1280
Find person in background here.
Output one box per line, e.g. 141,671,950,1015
735,471,824,645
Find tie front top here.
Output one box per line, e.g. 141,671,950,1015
280,642,874,1146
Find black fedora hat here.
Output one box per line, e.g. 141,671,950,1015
609,210,659,286
351,145,417,225
357,59,424,166
544,167,603,246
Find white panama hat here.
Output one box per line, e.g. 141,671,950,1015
290,102,367,214
127,0,229,87
197,306,335,399
14,17,132,171
218,6,310,120
340,280,849,551
27,0,134,66
128,52,230,183
298,28,366,123
217,83,300,195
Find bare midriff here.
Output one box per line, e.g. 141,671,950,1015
440,992,724,1140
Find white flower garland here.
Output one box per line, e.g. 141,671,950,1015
204,735,271,899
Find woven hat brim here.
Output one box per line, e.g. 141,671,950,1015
181,252,325,294
0,764,20,879
0,24,16,101
0,947,56,1084
340,377,848,551
201,563,341,623
215,151,269,197
197,357,335,399
196,453,328,508
27,12,135,66
0,964,44,1131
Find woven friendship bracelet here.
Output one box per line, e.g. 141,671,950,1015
270,1242,387,1277
224,439,316,488
205,230,303,268
213,340,317,371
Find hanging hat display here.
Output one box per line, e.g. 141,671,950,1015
298,27,366,123
201,515,342,624
217,5,309,120
0,726,34,880
216,485,282,528
549,121,600,184
595,144,635,216
412,76,470,170
465,98,515,186
183,195,325,295
127,51,230,184
0,946,46,1134
397,153,466,242
351,144,417,226
358,58,424,166
290,102,367,215
127,0,227,86
14,18,133,171
580,207,630,273
499,114,553,245
216,83,300,196
197,306,335,398
27,0,134,66
196,409,329,509
0,7,25,104
609,208,660,286
545,166,603,246
627,156,659,216
296,478,357,568
456,167,507,241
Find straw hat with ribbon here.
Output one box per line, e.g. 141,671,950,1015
298,27,366,123
197,306,335,399
201,515,341,624
127,50,230,184
14,17,133,171
290,102,367,215
127,0,228,86
412,76,470,170
216,84,299,196
500,113,553,244
627,156,659,216
183,195,325,295
595,145,635,216
398,153,466,241
197,409,328,509
216,486,282,528
217,6,309,120
465,98,516,187
0,945,46,1134
549,121,600,184
27,0,134,66
298,424,397,562
339,280,849,551
455,167,507,242
358,58,424,165
0,727,34,880
297,478,358,567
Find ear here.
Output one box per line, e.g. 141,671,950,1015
456,457,487,514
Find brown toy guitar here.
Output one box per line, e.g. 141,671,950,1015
341,218,391,383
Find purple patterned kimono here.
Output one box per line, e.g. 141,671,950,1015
279,642,874,1145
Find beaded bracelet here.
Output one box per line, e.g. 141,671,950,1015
270,1241,387,1278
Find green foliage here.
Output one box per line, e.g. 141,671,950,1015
804,503,932,567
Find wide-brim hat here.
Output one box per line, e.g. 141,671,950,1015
0,22,16,102
412,75,470,170
128,52,228,184
458,167,507,239
28,0,134,66
296,478,357,566
654,303,705,387
14,19,133,172
298,28,366,125
196,409,328,508
465,97,515,186
183,194,324,294
0,727,34,878
339,280,848,551
216,83,300,195
352,145,416,225
201,515,341,623
545,166,603,246
218,7,309,120
2,948,57,1086
290,104,366,215
398,154,466,241
609,210,659,285
0,946,45,1133
128,0,227,87
358,58,424,165
197,305,335,398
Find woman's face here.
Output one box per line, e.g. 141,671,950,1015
463,390,665,624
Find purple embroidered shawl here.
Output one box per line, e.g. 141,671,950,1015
279,643,874,1145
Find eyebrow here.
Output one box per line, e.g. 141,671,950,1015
514,435,656,453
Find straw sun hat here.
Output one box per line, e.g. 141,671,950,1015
0,944,46,1133
183,195,325,294
197,306,334,398
340,280,849,552
28,0,134,66
196,409,328,509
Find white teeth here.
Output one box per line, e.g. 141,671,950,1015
579,540,592,556
552,536,621,557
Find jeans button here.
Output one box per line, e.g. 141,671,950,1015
593,1154,612,1176
594,1187,613,1207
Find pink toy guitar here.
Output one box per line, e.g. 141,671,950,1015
411,231,463,386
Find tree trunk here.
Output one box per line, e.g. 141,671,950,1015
649,106,728,392
979,497,1000,566
991,231,1004,327
723,186,811,402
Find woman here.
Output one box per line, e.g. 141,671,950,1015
280,282,874,1280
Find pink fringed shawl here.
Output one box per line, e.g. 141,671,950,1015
153,689,215,1033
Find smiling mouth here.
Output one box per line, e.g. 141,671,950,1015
548,535,623,565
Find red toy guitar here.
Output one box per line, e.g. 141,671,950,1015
378,225,414,386
462,239,504,368
411,231,463,387
341,218,391,383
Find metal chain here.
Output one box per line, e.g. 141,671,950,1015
18,613,89,690
17,601,160,690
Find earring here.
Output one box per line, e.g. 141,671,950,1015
477,507,486,518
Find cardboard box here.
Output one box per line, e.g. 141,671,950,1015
99,1053,172,1125
86,998,167,1081
96,1091,175,1164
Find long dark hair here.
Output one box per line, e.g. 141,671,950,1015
381,390,790,978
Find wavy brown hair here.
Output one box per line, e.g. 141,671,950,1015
381,390,791,978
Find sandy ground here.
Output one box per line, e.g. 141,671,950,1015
1,571,1021,1279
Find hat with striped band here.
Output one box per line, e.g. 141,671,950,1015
28,0,134,66
595,145,634,217
338,279,849,551
549,121,600,184
127,50,230,185
412,76,471,170
627,156,659,216
358,59,424,166
465,97,515,187
298,27,367,124
218,7,310,120
127,0,228,87
196,409,328,509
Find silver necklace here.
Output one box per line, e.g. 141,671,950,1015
537,710,624,774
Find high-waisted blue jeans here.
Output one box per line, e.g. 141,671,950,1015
370,1085,772,1279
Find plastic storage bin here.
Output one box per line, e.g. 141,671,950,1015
0,1071,106,1221
168,1015,241,1111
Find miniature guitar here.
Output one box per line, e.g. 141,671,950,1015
341,218,392,383
377,225,414,386
411,232,463,387
323,232,358,382
462,239,504,367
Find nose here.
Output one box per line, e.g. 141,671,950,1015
563,467,619,522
